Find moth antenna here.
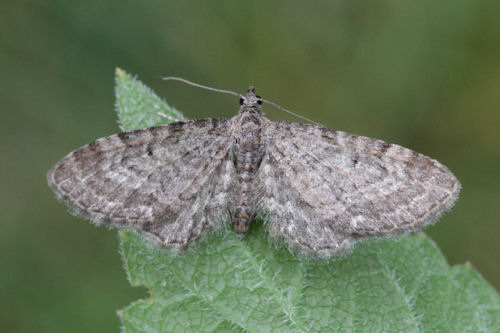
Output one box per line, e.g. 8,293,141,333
261,98,323,126
162,76,244,98
163,76,323,126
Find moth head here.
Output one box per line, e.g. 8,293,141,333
239,86,263,112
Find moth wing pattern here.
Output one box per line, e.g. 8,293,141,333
47,118,234,250
259,121,461,257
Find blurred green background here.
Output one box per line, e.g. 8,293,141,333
1,0,499,332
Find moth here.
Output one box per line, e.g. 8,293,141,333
47,78,461,257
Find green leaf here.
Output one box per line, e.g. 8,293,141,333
115,69,500,332
114,67,185,130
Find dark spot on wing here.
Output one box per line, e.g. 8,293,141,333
118,132,130,140
169,121,186,132
319,127,339,145
87,141,99,152
192,119,209,128
211,118,219,128
149,125,166,138
380,142,391,153
118,132,135,147
142,221,153,232
72,141,103,161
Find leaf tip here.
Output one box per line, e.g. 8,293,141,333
115,67,130,83
463,261,473,270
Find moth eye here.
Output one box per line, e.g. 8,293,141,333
256,96,263,105
239,97,244,105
